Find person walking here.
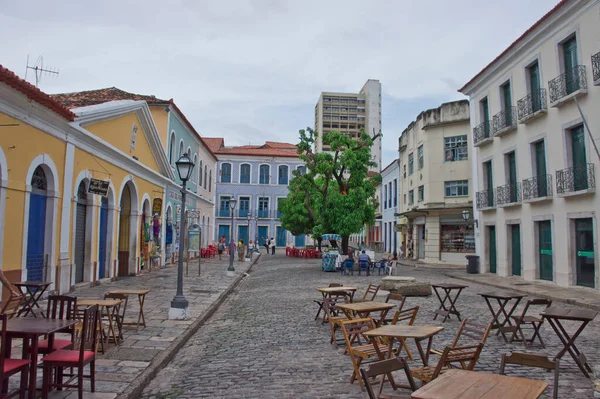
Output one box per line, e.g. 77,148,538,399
248,240,255,261
228,238,236,265
218,235,226,260
237,239,245,261
269,237,275,255
263,237,269,253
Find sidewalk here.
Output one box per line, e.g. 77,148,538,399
36,251,260,399
396,258,464,270
448,271,600,311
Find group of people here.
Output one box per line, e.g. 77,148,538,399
216,235,275,261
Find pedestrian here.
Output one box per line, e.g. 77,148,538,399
237,239,245,261
218,235,226,260
228,238,236,264
248,240,255,261
269,237,275,255
264,237,269,253
400,241,406,259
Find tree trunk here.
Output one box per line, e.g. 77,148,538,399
341,236,349,255
317,238,322,251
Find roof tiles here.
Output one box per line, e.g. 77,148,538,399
51,87,169,109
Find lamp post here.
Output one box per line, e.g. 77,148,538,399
254,214,259,253
246,211,252,259
461,209,478,228
169,152,195,320
227,198,237,276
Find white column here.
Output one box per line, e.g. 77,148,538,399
58,143,75,293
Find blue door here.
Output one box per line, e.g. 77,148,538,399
294,234,305,247
218,225,230,244
98,199,108,279
258,226,268,247
27,193,46,281
237,225,248,246
276,226,286,247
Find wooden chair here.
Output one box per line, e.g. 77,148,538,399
314,283,343,322
38,295,78,355
354,284,380,303
0,313,31,399
103,293,128,343
360,357,417,399
41,305,99,399
340,318,388,388
323,296,350,346
500,352,559,399
411,343,484,385
381,294,407,322
430,318,491,369
509,298,552,347
0,271,25,319
390,306,419,360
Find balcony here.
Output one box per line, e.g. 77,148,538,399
473,121,492,147
556,163,596,197
549,65,588,107
517,89,547,124
593,52,600,85
522,174,553,203
218,208,231,218
476,189,495,210
496,183,522,207
492,106,517,137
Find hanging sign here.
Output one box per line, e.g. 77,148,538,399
88,178,110,196
152,198,163,216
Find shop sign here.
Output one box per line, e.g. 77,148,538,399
88,178,110,196
540,249,552,255
152,198,163,216
415,216,426,225
577,251,594,258
168,189,195,207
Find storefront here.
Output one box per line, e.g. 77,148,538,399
440,214,475,262
165,187,197,264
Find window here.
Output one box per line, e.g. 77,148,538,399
297,165,306,176
418,145,424,169
169,133,176,165
408,153,414,175
221,163,231,183
219,196,231,217
408,190,414,205
192,154,198,184
179,141,184,158
440,224,475,253
444,135,468,162
403,165,406,178
384,185,388,209
418,185,424,202
277,198,284,218
445,180,469,197
239,196,250,217
258,197,269,218
393,179,397,206
259,165,270,184
278,165,289,185
403,194,406,204
388,184,392,208
208,170,212,192
199,160,203,187
240,163,251,184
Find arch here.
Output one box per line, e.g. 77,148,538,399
193,154,198,185
164,202,174,262
169,131,176,165
98,185,116,279
207,168,210,191
22,154,60,284
140,195,152,269
72,178,94,284
239,163,251,184
296,165,307,176
116,176,140,277
259,164,270,184
178,139,185,159
198,159,203,188
278,164,289,185
0,147,7,270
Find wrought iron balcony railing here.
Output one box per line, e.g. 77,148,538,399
517,88,547,122
549,65,587,103
556,163,595,194
492,106,517,135
496,183,522,205
473,121,491,146
592,52,600,83
522,174,552,201
257,209,270,218
476,189,495,209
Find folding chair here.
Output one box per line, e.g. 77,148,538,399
323,295,350,346
360,358,417,399
509,298,552,348
411,344,484,385
390,306,419,360
500,352,559,399
39,295,78,355
0,270,25,319
354,284,380,303
313,283,343,321
103,293,128,343
429,318,491,369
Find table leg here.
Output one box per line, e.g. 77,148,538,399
483,296,505,332
28,336,40,399
432,286,447,321
546,318,592,377
496,297,522,342
137,294,147,329
447,288,464,322
414,336,434,366
106,307,119,345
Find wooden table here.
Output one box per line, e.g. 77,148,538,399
78,299,123,350
363,325,444,366
337,301,396,326
432,284,467,323
411,369,547,399
541,306,597,378
315,287,358,323
15,281,52,318
107,289,151,330
6,318,79,399
478,291,526,341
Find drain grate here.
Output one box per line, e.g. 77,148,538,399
513,282,532,286
190,289,219,294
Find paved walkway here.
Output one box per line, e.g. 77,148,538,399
140,255,600,399
18,251,258,399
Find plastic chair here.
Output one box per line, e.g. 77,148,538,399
342,259,355,276
375,260,387,276
358,260,370,276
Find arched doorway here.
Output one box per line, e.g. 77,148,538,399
74,181,88,283
98,195,109,279
165,204,173,262
26,166,48,281
118,180,139,277
140,198,151,270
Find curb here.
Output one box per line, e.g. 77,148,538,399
447,273,600,312
117,254,261,399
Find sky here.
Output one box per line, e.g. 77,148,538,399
1,0,559,167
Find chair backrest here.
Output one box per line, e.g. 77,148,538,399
47,295,77,320
452,318,492,348
76,305,99,361
0,294,23,319
385,293,406,312
104,293,127,320
0,270,21,297
323,295,348,321
328,283,343,288
518,298,553,319
344,258,355,268
362,284,380,301
436,343,484,377
500,352,559,399
360,357,417,399
391,306,419,326
0,313,7,380
340,317,378,349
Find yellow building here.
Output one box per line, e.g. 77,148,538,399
0,65,176,295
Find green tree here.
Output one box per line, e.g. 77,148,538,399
280,127,381,254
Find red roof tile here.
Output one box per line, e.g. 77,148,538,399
459,0,568,93
0,64,76,121
205,139,299,158
265,141,297,149
51,87,169,109
203,138,224,153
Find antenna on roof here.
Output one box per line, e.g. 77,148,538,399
25,55,59,87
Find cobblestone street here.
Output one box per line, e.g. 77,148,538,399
141,254,600,399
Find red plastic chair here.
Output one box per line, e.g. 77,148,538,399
0,313,30,399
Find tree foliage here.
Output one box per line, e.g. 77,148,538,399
279,127,381,253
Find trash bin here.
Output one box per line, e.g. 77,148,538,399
465,255,479,274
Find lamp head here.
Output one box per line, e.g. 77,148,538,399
175,152,195,182
461,209,470,221
229,198,237,210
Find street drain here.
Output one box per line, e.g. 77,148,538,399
513,282,532,286
190,289,219,294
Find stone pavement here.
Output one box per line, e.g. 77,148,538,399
11,251,258,399
140,254,600,399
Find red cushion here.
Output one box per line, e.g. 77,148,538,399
4,358,29,374
39,339,73,351
42,350,95,364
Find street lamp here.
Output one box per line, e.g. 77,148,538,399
462,209,478,228
246,211,252,259
169,152,195,320
254,214,259,253
227,198,237,276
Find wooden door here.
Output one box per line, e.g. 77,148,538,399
511,225,522,276
563,37,578,93
575,218,595,287
571,126,587,191
488,226,497,274
535,141,547,197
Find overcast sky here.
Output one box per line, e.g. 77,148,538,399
1,0,558,166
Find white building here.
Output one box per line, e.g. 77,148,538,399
459,0,600,288
398,100,473,264
381,160,400,255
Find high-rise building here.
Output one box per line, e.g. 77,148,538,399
314,79,382,171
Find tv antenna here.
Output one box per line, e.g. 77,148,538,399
25,55,59,87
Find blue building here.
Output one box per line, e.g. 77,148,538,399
206,139,307,248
